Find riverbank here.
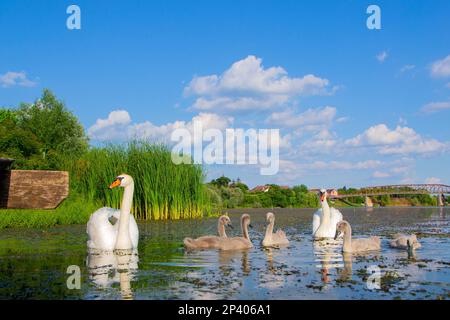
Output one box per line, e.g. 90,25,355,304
1,200,445,229
0,196,98,229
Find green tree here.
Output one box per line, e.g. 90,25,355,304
16,89,88,160
0,118,42,161
0,109,17,123
210,176,231,188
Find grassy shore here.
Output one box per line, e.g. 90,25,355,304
0,141,215,229
0,196,99,229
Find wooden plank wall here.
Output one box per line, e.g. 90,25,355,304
0,170,69,209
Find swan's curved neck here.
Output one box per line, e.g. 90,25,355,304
264,219,274,241
242,219,250,240
218,220,227,237
342,225,352,252
115,182,134,250
321,198,331,224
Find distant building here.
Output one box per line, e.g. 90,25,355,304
250,185,271,193
250,185,291,193
309,188,339,197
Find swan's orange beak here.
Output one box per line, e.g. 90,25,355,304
320,193,326,202
109,179,121,189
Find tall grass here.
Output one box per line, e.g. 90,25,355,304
63,141,210,220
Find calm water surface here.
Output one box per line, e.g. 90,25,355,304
0,207,449,299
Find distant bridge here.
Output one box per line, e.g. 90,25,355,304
330,184,450,198
328,184,449,206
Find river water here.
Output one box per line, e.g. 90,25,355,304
0,207,449,299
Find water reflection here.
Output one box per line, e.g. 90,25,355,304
259,248,286,289
218,249,251,274
336,253,353,282
87,249,138,300
313,239,344,284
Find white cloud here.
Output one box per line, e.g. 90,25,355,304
305,160,382,170
421,101,450,114
430,54,450,78
266,106,337,129
399,64,415,73
372,171,391,179
88,110,233,142
184,55,334,112
0,71,37,88
345,124,447,155
376,51,388,63
425,177,442,184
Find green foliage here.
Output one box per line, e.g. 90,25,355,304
0,196,98,229
210,176,231,188
0,89,89,170
62,141,209,220
207,178,319,209
16,89,89,160
0,109,17,123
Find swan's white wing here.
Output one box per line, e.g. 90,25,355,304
312,209,322,236
87,207,119,250
330,207,343,225
329,207,343,238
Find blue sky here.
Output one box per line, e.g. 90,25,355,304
1,0,450,188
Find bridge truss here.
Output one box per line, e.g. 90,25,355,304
331,184,450,199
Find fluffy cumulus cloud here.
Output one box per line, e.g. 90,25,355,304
266,106,336,130
0,71,37,88
421,101,450,114
184,55,334,112
345,124,447,155
88,110,233,142
430,54,450,78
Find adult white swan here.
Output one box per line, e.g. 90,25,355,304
87,174,139,251
312,189,343,239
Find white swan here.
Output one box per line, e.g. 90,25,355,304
87,174,139,251
312,189,343,239
262,212,289,247
218,214,253,251
183,215,233,250
334,220,381,253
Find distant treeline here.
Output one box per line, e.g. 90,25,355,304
205,176,319,209
205,177,439,210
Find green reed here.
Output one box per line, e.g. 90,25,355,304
63,141,210,220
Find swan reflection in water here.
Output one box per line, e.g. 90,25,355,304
313,239,350,284
259,248,286,289
218,249,250,275
87,249,139,300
